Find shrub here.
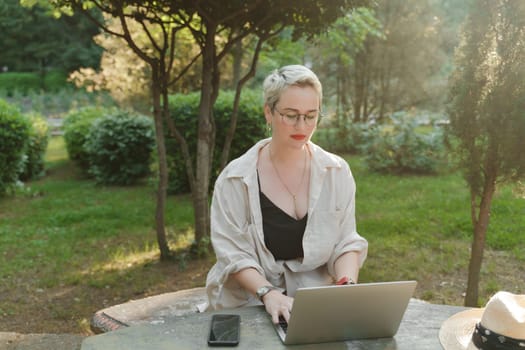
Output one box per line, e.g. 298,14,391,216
363,111,446,175
0,70,70,96
0,99,30,195
0,72,41,95
1,88,116,118
85,111,155,185
63,106,113,170
43,70,70,91
166,89,266,194
19,112,50,181
313,117,375,154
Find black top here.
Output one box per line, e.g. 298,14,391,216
258,174,306,260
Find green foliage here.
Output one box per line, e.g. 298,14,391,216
444,0,525,306
0,99,30,195
166,89,266,194
0,70,71,95
255,28,307,86
447,0,525,195
256,8,383,92
67,15,198,112
313,119,375,155
322,7,384,65
85,111,155,185
63,106,111,170
310,6,383,115
0,0,102,73
42,70,69,91
0,72,41,95
363,112,446,175
20,112,50,181
311,0,466,123
1,140,524,330
1,88,116,118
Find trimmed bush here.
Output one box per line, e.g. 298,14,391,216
0,99,30,195
1,89,116,119
63,106,113,170
43,70,70,91
19,113,50,181
85,111,155,185
313,118,374,154
363,111,446,175
0,70,70,95
0,72,41,95
166,89,266,194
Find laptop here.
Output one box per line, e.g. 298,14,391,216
274,280,417,345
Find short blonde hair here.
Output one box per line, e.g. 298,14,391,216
262,65,323,111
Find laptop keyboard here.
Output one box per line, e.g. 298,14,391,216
278,316,288,333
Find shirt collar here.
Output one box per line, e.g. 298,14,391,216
225,138,341,180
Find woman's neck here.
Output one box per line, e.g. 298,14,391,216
268,140,308,164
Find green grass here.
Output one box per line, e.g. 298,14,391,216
44,135,69,164
346,155,525,304
350,155,525,255
0,136,195,290
0,137,524,334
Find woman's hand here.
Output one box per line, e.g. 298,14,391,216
230,268,294,323
262,290,294,324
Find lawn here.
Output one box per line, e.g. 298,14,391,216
0,136,524,335
350,156,525,304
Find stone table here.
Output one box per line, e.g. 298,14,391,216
82,298,467,349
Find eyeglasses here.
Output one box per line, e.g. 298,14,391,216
274,109,320,127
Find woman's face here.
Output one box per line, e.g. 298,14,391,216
265,85,319,148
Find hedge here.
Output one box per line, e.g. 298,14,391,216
20,112,49,181
0,99,30,194
363,112,446,174
85,111,155,185
0,70,70,95
166,89,266,194
63,106,115,170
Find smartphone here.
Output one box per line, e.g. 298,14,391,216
207,313,240,347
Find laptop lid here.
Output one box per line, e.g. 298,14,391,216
276,280,417,345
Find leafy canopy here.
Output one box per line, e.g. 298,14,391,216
447,0,525,195
1,0,102,72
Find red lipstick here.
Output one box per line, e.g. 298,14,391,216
291,134,306,140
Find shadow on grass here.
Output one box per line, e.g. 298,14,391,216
0,248,214,335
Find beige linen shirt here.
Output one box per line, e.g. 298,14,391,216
204,138,368,311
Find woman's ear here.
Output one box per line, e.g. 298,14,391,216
264,104,273,124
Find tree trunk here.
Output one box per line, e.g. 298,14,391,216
193,27,217,245
232,40,243,89
336,62,342,118
352,58,364,122
151,65,171,260
464,172,496,306
377,50,392,122
340,65,350,121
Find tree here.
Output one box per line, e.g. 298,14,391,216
68,14,201,112
309,7,383,120
312,0,460,123
447,0,525,306
47,0,365,259
0,0,102,73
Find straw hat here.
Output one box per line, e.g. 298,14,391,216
439,291,525,349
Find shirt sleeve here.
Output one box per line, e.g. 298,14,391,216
326,159,368,276
207,174,265,295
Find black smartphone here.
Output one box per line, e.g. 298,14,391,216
207,314,240,347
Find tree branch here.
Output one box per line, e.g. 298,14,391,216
167,52,202,87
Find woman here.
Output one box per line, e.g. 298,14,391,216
204,65,368,324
